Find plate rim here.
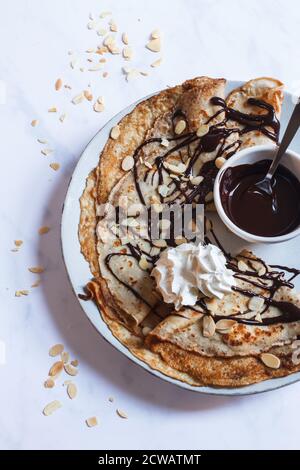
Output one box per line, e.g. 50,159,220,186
61,80,300,396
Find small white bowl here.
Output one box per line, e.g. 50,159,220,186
213,144,300,243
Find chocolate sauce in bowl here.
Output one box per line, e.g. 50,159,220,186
220,160,300,237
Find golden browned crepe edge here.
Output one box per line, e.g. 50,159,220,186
78,77,300,388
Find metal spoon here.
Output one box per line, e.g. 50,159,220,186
252,99,300,210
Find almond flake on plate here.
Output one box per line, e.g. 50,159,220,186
44,378,55,389
151,57,162,68
72,93,85,104
110,125,120,140
41,148,53,156
48,107,57,113
175,237,187,245
49,361,64,377
55,78,63,91
28,266,44,274
248,296,265,312
43,400,61,416
97,28,107,36
31,279,41,288
84,90,93,101
116,409,128,419
123,46,132,60
151,29,161,39
109,20,118,32
237,260,248,272
67,382,77,399
122,32,129,45
49,343,64,357
31,119,39,127
15,290,29,297
37,138,48,144
86,416,98,427
93,101,105,113
38,226,50,235
146,38,161,52
14,240,23,247
61,351,70,363
59,113,67,123
64,364,78,376
88,64,103,71
215,319,237,332
71,359,79,367
261,353,281,369
49,163,60,171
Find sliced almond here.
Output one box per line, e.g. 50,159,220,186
38,226,50,235
14,240,23,247
121,155,134,171
93,101,105,113
86,417,98,427
61,351,70,363
97,28,107,36
31,119,39,127
49,361,64,377
158,184,169,198
146,38,161,52
67,382,77,399
15,290,29,297
161,138,169,148
261,353,281,369
59,113,67,123
55,78,63,91
196,124,209,137
203,315,216,337
164,162,186,174
41,148,53,156
215,319,237,332
48,107,57,113
31,279,41,288
44,378,55,389
238,260,248,272
110,125,120,140
139,257,150,271
108,396,114,402
151,57,162,68
123,46,132,60
144,161,153,169
88,64,103,71
116,409,128,419
49,163,60,171
152,203,163,213
122,32,129,45
37,138,48,144
151,29,161,39
152,239,167,248
49,343,64,357
72,93,85,104
174,120,186,135
43,400,61,416
84,90,93,101
190,175,204,185
64,364,78,376
28,266,44,274
215,157,226,169
248,296,265,312
109,20,118,32
71,359,79,367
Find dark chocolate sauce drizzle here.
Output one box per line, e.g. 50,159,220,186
102,95,300,327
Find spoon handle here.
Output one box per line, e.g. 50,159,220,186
267,99,300,179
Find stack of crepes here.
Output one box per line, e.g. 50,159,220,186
79,76,300,387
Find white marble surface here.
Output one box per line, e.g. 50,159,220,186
1,0,300,450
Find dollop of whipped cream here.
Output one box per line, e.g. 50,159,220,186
151,243,236,310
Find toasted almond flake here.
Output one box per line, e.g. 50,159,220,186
38,226,50,235
67,382,77,399
144,161,153,169
41,148,53,156
215,157,226,169
196,124,209,137
110,125,120,140
61,351,70,363
121,155,134,171
84,90,93,101
64,363,78,376
55,78,63,91
50,163,60,171
49,343,64,357
86,416,98,427
160,138,169,148
152,239,167,248
72,92,85,104
261,353,281,369
238,260,248,272
190,175,204,185
203,316,216,337
31,279,41,288
174,119,186,135
43,400,61,416
108,396,114,403
103,71,109,78
99,57,106,63
175,237,187,245
49,361,64,377
146,38,161,52
248,296,265,312
139,257,150,271
122,32,129,45
59,113,67,123
44,378,55,389
158,184,169,198
48,107,57,113
215,319,237,332
14,240,23,247
71,359,79,367
100,10,112,18
93,101,105,113
109,20,118,32
28,266,44,274
15,290,29,297
116,409,128,419
31,119,39,127
37,138,48,144
151,57,162,68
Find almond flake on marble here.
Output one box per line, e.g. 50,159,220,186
146,38,161,52
49,344,64,357
86,416,98,427
55,78,63,91
110,125,120,140
64,364,78,376
43,400,62,416
49,361,64,377
151,57,162,68
203,315,216,337
28,266,44,274
49,163,60,171
15,290,29,297
122,32,129,45
67,382,77,399
174,120,186,135
261,353,281,369
31,119,39,127
122,156,134,171
38,226,50,235
116,409,128,419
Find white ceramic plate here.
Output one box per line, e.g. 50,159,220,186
61,80,300,395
